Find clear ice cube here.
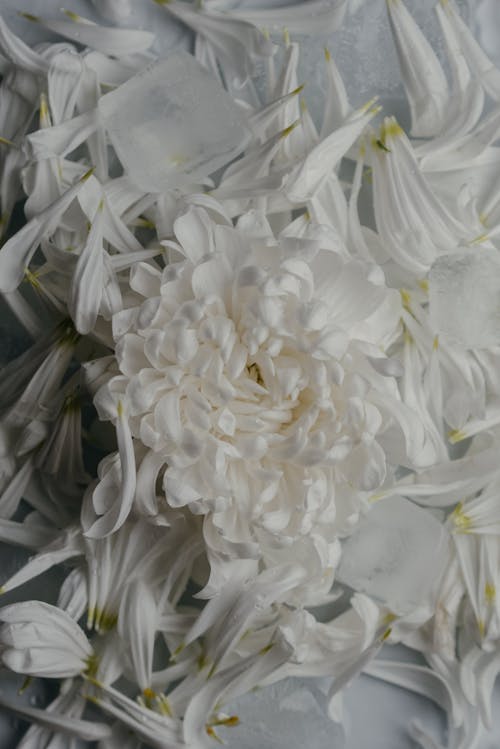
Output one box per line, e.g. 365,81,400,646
217,677,345,749
337,496,449,614
429,249,500,349
98,53,251,192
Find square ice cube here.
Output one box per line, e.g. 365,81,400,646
98,53,251,192
429,249,500,349
337,496,449,614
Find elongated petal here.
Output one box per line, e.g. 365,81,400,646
48,50,84,125
183,642,292,748
25,12,154,56
68,201,104,334
365,659,464,727
157,1,273,85
0,527,83,594
0,517,57,549
434,2,484,138
248,85,304,139
0,695,111,741
387,0,449,137
26,110,99,160
226,0,347,35
0,16,48,74
286,102,379,202
321,48,350,138
85,400,137,537
440,0,500,102
0,457,34,520
118,579,158,690
0,169,92,292
85,680,182,748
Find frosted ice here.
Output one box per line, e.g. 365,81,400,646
217,677,345,749
337,496,449,614
429,249,500,349
98,54,251,192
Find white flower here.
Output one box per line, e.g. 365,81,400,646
87,201,433,611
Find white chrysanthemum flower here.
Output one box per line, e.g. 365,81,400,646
86,202,435,601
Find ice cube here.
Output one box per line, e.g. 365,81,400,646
429,249,500,349
217,677,345,749
98,53,251,192
336,496,449,614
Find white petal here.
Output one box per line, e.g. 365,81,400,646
321,48,350,137
30,11,154,56
0,694,111,741
387,0,449,137
0,517,56,550
441,0,500,102
135,450,165,516
286,102,379,202
0,527,82,594
118,579,158,690
183,643,291,748
85,401,137,537
26,110,99,160
0,16,48,74
0,600,93,677
68,201,105,334
0,169,93,292
173,205,214,264
226,0,347,35
48,51,84,125
158,1,273,85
